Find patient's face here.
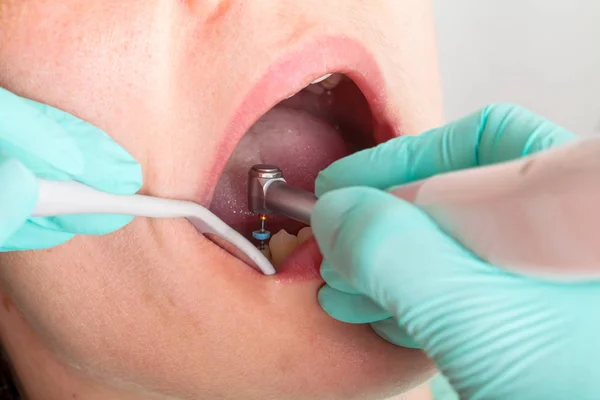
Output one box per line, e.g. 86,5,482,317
0,1,443,399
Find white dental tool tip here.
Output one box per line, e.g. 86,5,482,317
32,179,276,275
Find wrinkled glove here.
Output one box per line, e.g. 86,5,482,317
313,104,599,399
0,88,142,251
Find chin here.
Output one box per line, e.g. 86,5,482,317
248,284,435,400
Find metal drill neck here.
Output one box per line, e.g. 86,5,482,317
249,164,283,179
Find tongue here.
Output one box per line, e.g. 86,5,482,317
210,106,350,237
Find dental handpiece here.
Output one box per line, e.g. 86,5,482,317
247,164,317,225
248,137,600,282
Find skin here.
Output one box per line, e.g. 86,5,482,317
0,1,444,399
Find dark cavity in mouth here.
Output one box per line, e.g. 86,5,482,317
210,74,376,240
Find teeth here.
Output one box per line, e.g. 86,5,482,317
311,73,332,84
297,227,314,244
269,229,299,267
304,83,325,95
284,73,343,101
320,73,342,90
264,227,314,267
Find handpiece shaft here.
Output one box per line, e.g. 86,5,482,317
264,181,316,225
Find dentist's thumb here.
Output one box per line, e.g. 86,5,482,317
313,185,600,400
311,185,505,352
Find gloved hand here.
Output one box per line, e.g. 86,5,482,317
0,88,142,251
313,104,600,400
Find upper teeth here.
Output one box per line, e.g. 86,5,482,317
319,73,342,89
311,73,332,84
284,73,342,100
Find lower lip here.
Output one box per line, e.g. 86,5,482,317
273,238,324,282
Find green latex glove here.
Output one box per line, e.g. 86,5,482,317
0,88,142,251
313,104,600,399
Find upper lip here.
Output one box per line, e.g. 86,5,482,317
204,35,396,203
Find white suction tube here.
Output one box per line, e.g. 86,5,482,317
32,180,276,275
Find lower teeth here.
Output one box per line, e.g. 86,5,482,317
262,227,313,267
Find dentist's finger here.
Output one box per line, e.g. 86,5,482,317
315,104,576,196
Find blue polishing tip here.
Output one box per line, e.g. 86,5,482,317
252,230,271,241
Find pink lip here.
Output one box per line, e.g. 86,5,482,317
274,238,324,282
208,35,398,281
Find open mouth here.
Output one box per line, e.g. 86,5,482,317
209,74,382,277
206,39,395,278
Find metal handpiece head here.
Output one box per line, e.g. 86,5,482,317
247,164,286,214
247,164,317,225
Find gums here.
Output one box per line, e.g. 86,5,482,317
274,238,324,282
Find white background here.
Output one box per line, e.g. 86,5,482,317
434,1,600,136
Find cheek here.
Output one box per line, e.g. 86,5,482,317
0,1,156,115
0,0,195,196
184,0,234,24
